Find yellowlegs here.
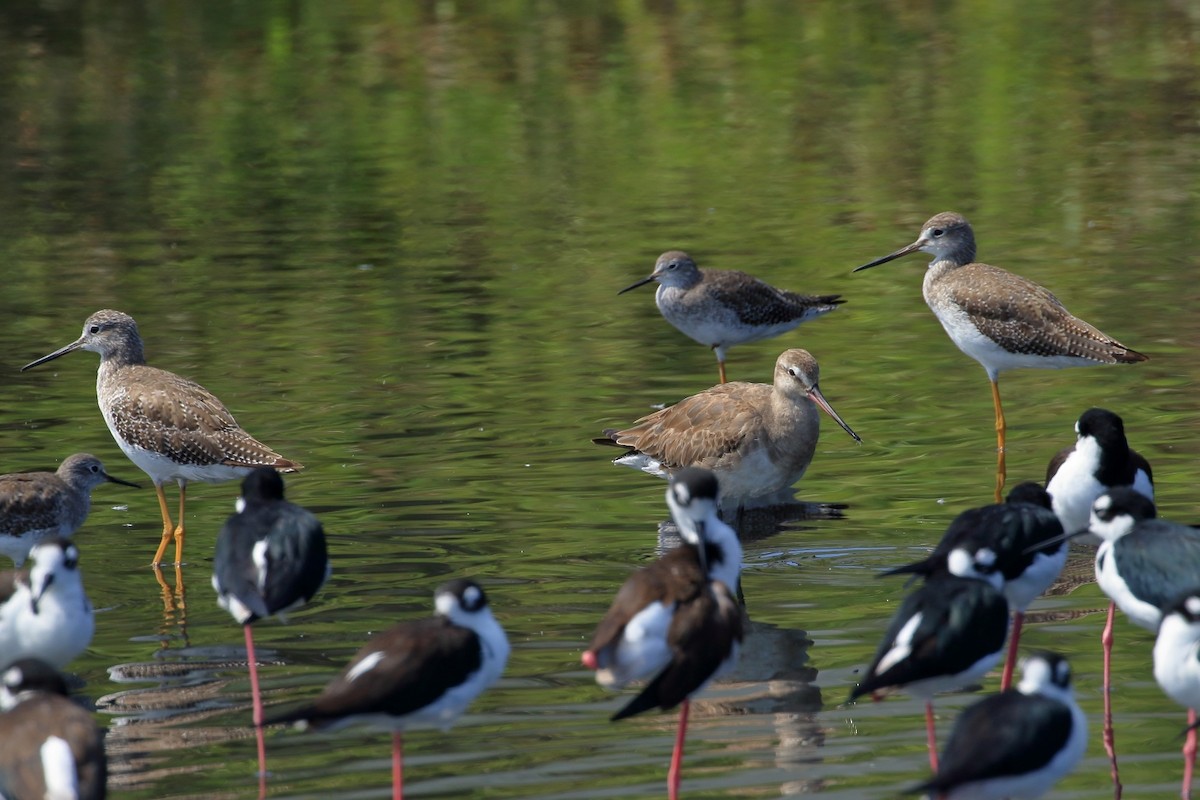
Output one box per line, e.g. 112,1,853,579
0,453,138,566
595,348,860,505
212,468,329,787
0,659,107,800
0,539,94,669
854,212,1147,498
582,468,743,800
620,251,843,383
22,309,302,567
267,579,508,800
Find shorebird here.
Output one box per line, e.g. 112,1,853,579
883,482,1066,691
854,212,1147,499
1045,407,1153,536
582,467,744,800
1087,488,1200,796
594,348,860,505
0,538,94,669
0,453,138,567
907,652,1086,800
1153,591,1200,799
21,309,302,567
620,250,843,383
0,658,107,800
851,544,1009,771
266,579,508,800
212,467,329,787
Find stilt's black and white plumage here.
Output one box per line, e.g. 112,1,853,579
1153,591,1200,799
582,467,744,800
267,579,508,800
907,651,1086,800
1045,407,1153,536
0,538,94,669
0,658,107,800
883,482,1065,690
211,467,329,786
1089,488,1200,796
852,545,1009,770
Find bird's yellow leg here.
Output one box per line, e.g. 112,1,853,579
172,483,187,566
992,379,1007,502
717,359,728,385
152,484,174,566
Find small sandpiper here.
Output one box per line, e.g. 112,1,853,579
620,250,843,383
0,453,139,567
595,348,860,506
855,212,1147,498
22,309,302,567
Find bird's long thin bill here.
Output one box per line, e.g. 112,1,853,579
21,338,84,371
105,473,142,489
852,240,923,272
808,386,862,443
1021,528,1087,555
617,275,657,295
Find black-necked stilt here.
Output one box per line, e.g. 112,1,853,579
582,467,744,800
22,309,302,567
883,482,1066,690
907,651,1086,800
1153,591,1200,799
595,349,860,505
0,658,107,800
0,453,138,567
619,250,844,384
854,213,1147,500
1089,488,1200,796
852,545,1009,770
212,467,329,786
266,579,508,800
1045,407,1153,536
0,538,94,669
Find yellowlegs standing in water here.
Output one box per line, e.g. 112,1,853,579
594,348,860,506
620,251,843,384
0,539,94,669
0,659,107,800
854,212,1147,499
0,453,138,566
22,309,302,567
267,580,508,800
582,468,743,800
213,467,329,788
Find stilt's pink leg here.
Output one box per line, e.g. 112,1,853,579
925,702,939,773
667,700,690,800
1001,611,1024,691
1103,601,1122,798
393,732,404,800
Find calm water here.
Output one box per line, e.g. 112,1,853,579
1,2,1199,798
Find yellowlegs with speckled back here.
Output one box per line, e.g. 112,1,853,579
621,251,843,383
854,212,1147,499
22,309,302,567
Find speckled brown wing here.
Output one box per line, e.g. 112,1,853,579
0,474,64,535
587,547,706,657
104,365,300,470
612,579,744,720
607,384,771,469
946,264,1147,362
272,618,482,726
0,698,106,800
706,270,842,326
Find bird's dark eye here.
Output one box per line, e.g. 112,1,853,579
931,228,944,237
89,325,100,334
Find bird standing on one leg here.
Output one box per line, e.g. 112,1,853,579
854,213,1147,500
620,250,843,384
582,467,744,800
212,467,329,790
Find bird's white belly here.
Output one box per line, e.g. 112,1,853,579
1096,545,1161,631
927,300,1094,376
1154,617,1200,711
117,443,250,486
